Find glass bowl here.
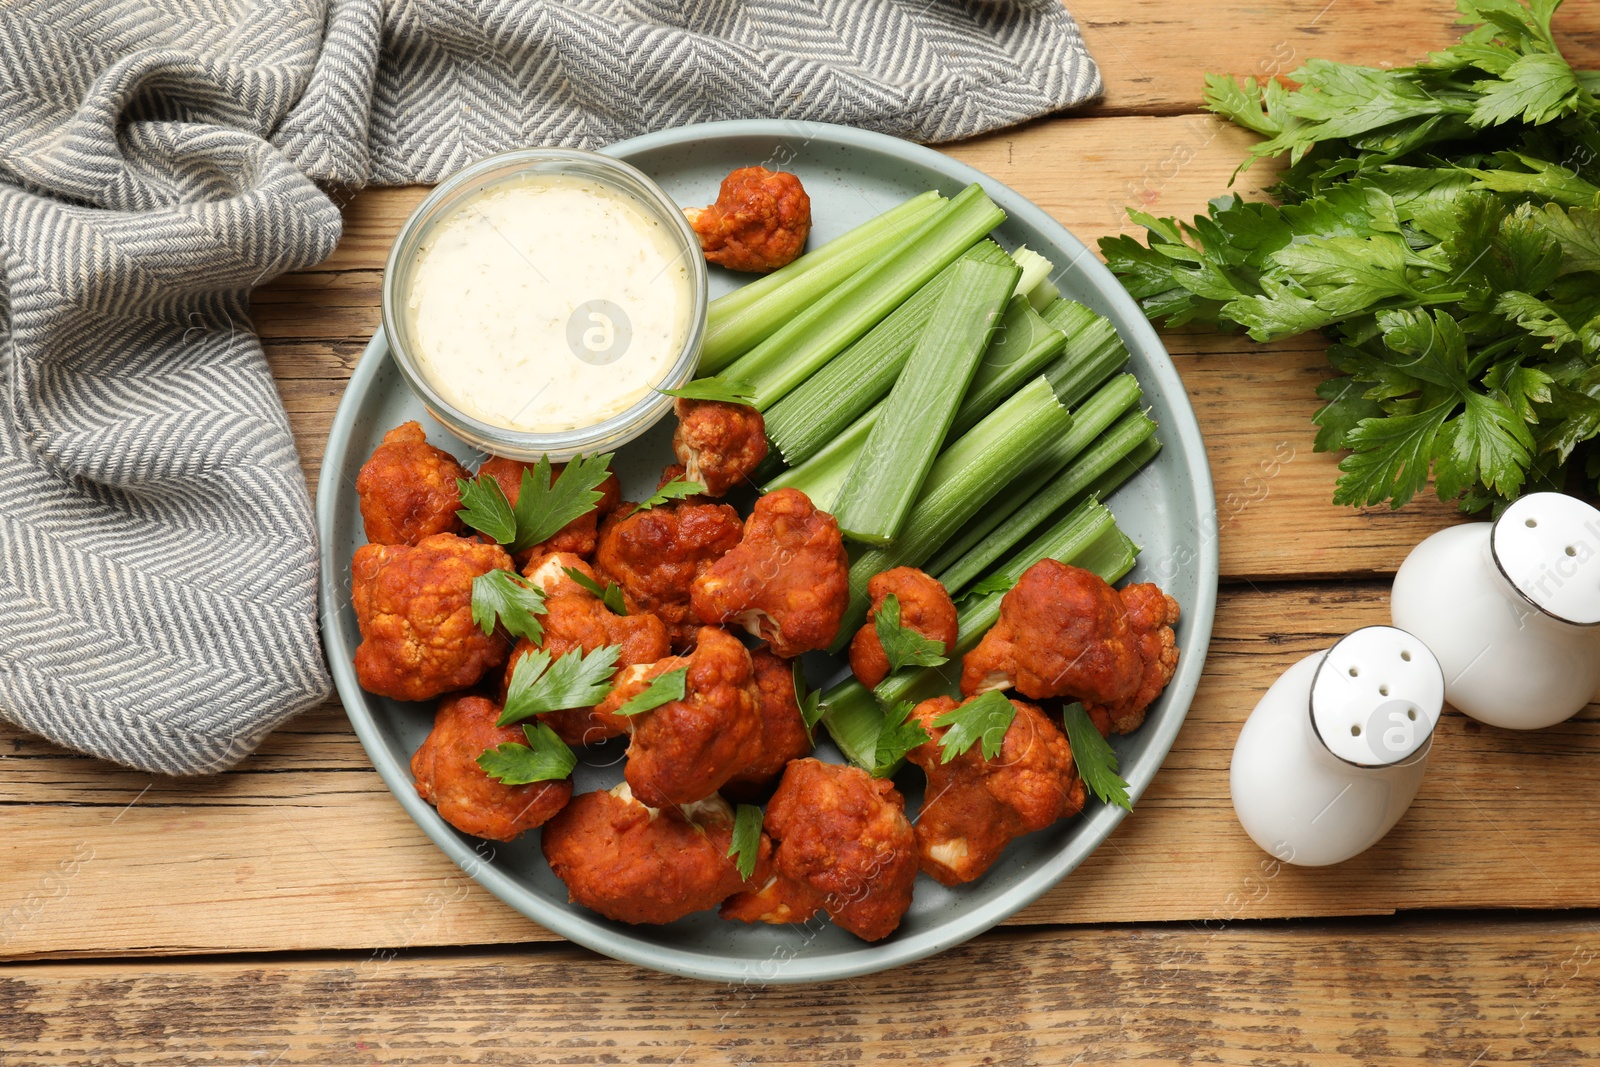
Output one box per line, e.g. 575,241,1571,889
380,147,708,462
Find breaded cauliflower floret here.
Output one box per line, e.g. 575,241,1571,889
906,695,1084,886
351,534,512,701
721,758,917,942
721,644,815,798
848,567,959,689
595,487,743,650
960,560,1180,735
476,456,622,563
685,166,811,274
502,564,672,745
690,488,849,657
410,694,571,842
672,397,768,497
355,421,468,546
593,626,762,809
542,784,769,925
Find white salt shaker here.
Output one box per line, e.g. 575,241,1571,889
1230,626,1443,866
1391,492,1600,730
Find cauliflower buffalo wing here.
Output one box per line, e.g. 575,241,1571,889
504,553,671,746
410,694,571,842
543,784,769,925
685,165,811,274
672,398,768,497
690,488,849,658
960,560,1180,735
476,456,622,563
907,695,1085,886
595,626,762,809
848,567,959,689
356,421,468,546
721,758,917,942
595,490,743,650
351,534,512,701
721,645,815,798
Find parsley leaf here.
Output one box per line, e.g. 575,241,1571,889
967,574,1016,597
562,566,627,615
476,721,577,785
870,701,930,778
612,666,687,717
793,660,824,740
873,594,949,674
631,477,705,514
498,645,620,726
455,475,517,545
1101,9,1600,515
659,377,758,406
1061,703,1132,811
931,691,1016,763
508,453,616,555
727,803,763,879
470,570,547,642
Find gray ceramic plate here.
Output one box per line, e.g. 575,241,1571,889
317,120,1218,984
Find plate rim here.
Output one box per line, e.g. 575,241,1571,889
317,118,1220,984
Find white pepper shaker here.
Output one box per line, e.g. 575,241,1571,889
1230,626,1443,866
1391,492,1600,730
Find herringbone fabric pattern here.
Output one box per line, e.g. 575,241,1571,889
0,0,1099,775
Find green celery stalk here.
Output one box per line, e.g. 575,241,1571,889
1039,299,1130,408
945,295,1067,441
936,418,1162,594
763,240,1013,465
762,408,874,508
720,184,1007,410
765,292,1064,500
828,377,1071,651
831,254,1020,545
820,499,1139,769
924,375,1146,582
700,191,946,373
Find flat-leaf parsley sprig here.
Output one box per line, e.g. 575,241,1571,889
1101,0,1600,514
457,453,615,554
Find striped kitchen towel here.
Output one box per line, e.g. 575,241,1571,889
0,0,1101,775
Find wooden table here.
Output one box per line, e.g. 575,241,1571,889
6,3,1600,1062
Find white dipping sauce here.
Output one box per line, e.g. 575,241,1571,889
405,174,692,433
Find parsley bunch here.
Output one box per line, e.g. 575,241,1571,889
1102,0,1600,512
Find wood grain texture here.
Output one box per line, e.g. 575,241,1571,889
5,583,1595,959
254,113,1467,583
4,917,1600,1065
1068,0,1600,114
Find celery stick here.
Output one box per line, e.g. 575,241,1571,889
936,414,1161,594
1039,299,1130,408
700,191,946,373
767,292,1062,496
945,296,1066,442
820,500,1139,769
764,240,1013,466
828,377,1071,651
762,408,874,508
721,184,1007,410
924,375,1145,581
831,255,1020,545
1011,245,1054,305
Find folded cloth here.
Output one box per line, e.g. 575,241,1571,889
0,0,1101,775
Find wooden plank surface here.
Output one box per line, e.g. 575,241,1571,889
5,916,1599,1065
6,582,1596,960
1069,0,1600,114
